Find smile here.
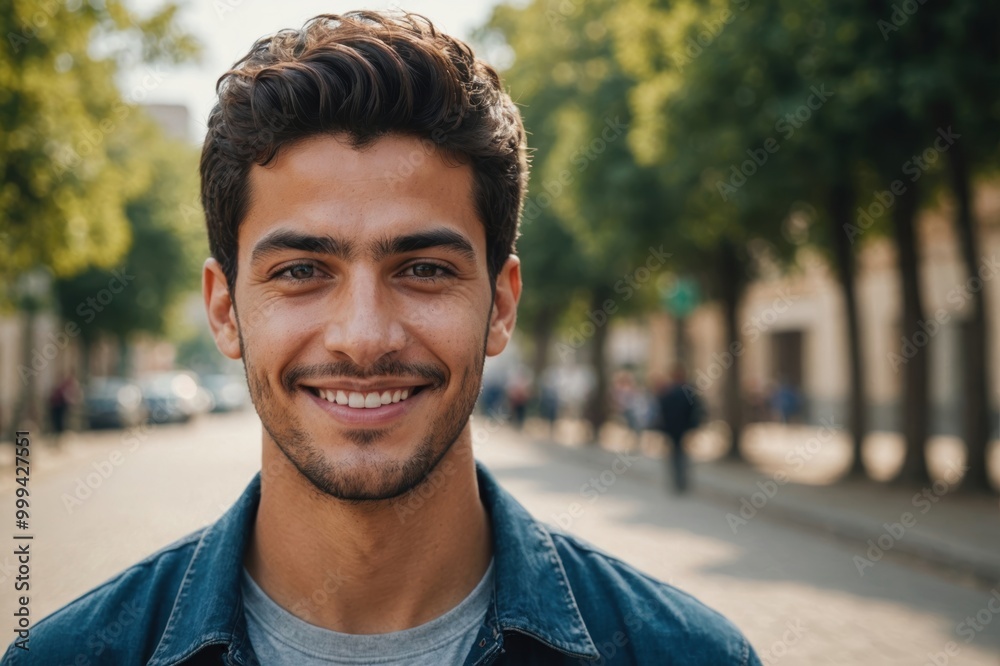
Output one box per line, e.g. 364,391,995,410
305,386,426,409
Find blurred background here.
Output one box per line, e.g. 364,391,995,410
2,1,999,664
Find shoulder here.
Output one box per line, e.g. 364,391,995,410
1,529,204,665
548,527,760,666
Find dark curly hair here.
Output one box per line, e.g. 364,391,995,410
200,11,528,293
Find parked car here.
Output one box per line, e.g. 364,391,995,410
202,374,250,413
84,378,147,429
139,371,209,424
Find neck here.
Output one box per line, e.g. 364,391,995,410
245,429,492,634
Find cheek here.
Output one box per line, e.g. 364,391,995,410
240,297,317,357
401,296,488,352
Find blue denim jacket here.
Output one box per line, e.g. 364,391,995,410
3,461,760,665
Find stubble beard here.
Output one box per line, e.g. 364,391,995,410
238,324,486,504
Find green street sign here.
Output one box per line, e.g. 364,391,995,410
661,276,700,318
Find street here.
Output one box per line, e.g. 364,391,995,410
1,411,998,665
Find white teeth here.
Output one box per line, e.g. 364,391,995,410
317,387,418,409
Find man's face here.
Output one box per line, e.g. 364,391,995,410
203,134,520,502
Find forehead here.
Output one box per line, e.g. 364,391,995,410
240,133,482,259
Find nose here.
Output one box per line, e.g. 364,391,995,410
322,269,406,369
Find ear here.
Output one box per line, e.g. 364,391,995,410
486,255,521,357
203,258,242,360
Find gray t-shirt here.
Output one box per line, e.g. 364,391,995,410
241,559,494,665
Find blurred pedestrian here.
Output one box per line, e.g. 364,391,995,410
770,379,801,424
538,367,561,437
613,369,656,447
653,367,703,494
48,372,79,446
612,370,639,430
506,367,532,430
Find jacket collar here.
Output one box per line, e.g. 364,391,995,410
147,472,261,666
476,460,599,659
148,461,599,664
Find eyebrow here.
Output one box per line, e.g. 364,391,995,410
371,228,477,263
250,230,355,266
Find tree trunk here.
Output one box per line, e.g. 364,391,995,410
116,334,129,378
830,179,869,477
584,291,611,441
78,338,93,388
674,315,688,370
11,311,40,437
530,310,555,385
892,180,931,485
945,138,993,493
718,240,746,460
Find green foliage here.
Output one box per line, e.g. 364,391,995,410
480,0,671,340
612,0,811,289
53,115,205,345
607,0,1000,273
0,0,200,307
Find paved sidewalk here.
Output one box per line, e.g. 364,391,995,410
525,419,1000,587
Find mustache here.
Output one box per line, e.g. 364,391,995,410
282,358,447,393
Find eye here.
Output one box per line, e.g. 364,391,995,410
272,263,321,282
405,263,454,280
412,263,439,278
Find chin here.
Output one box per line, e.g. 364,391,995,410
278,424,453,502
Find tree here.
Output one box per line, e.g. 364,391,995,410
1,0,198,435
908,3,1000,493
482,0,669,437
0,0,199,300
609,0,799,459
54,117,205,382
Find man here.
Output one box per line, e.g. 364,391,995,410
4,12,760,665
655,367,704,494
